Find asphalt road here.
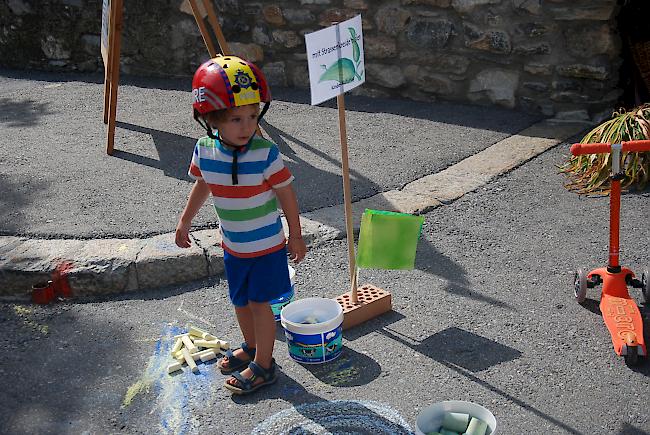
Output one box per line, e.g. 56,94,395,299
1,145,649,434
0,69,539,239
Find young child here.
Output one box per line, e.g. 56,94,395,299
175,55,307,395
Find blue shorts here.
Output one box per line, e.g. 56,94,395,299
223,247,291,307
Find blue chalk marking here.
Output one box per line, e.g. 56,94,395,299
136,324,220,434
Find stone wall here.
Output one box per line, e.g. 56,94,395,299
0,0,621,119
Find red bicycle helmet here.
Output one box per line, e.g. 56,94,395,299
192,55,271,137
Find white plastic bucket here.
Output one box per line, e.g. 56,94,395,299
280,297,343,364
415,400,497,435
270,265,296,321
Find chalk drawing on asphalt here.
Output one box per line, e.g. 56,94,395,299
121,324,220,434
251,400,413,434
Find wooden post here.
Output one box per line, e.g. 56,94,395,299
336,93,358,301
328,20,391,330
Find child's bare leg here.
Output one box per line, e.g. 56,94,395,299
226,301,276,386
221,305,255,369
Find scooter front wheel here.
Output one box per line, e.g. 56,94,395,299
574,269,588,304
642,269,649,304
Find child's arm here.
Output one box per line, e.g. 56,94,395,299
175,179,211,248
274,184,307,263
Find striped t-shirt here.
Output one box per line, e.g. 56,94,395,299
188,135,294,258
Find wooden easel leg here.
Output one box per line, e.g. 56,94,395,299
201,0,231,55
106,0,123,155
189,0,217,58
103,68,110,125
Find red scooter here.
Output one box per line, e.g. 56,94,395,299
571,140,650,366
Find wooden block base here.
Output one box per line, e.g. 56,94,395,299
335,284,392,330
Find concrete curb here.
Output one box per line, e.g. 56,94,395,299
0,120,586,300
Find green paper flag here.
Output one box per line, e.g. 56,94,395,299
356,209,424,270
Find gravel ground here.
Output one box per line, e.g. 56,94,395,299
1,144,648,434
0,69,539,239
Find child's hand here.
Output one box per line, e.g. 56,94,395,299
175,221,192,248
287,236,307,263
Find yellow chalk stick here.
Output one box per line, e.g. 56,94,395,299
176,348,215,363
193,339,221,349
199,350,217,362
188,326,210,338
219,340,230,350
182,347,198,373
181,335,198,354
167,361,183,374
173,332,190,340
171,338,183,354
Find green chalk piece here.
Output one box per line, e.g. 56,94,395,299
440,429,460,435
464,417,488,435
442,412,470,433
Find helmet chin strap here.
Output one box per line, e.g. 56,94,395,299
217,132,254,186
258,101,270,122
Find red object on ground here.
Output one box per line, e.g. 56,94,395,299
32,281,55,304
53,261,73,298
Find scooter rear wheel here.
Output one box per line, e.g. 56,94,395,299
624,345,639,367
574,269,587,304
642,269,649,304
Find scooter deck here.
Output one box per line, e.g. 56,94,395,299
600,293,646,357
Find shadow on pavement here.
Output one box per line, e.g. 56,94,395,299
0,174,33,236
414,239,513,310
617,422,650,434
0,97,54,127
0,303,128,434
302,346,381,387
380,326,521,373
261,119,383,211
379,325,584,434
114,121,196,180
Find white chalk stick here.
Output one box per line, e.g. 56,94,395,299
181,335,198,354
182,347,198,373
173,332,190,340
219,340,230,350
167,361,183,374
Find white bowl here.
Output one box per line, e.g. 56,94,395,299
415,400,497,435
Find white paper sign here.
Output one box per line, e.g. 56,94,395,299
305,15,365,106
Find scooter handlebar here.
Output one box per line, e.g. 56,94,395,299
571,140,650,156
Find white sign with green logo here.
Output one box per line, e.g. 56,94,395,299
305,15,365,106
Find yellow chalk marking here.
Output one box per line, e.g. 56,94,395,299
12,305,49,334
122,379,152,408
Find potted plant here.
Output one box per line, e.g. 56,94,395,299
560,104,649,195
